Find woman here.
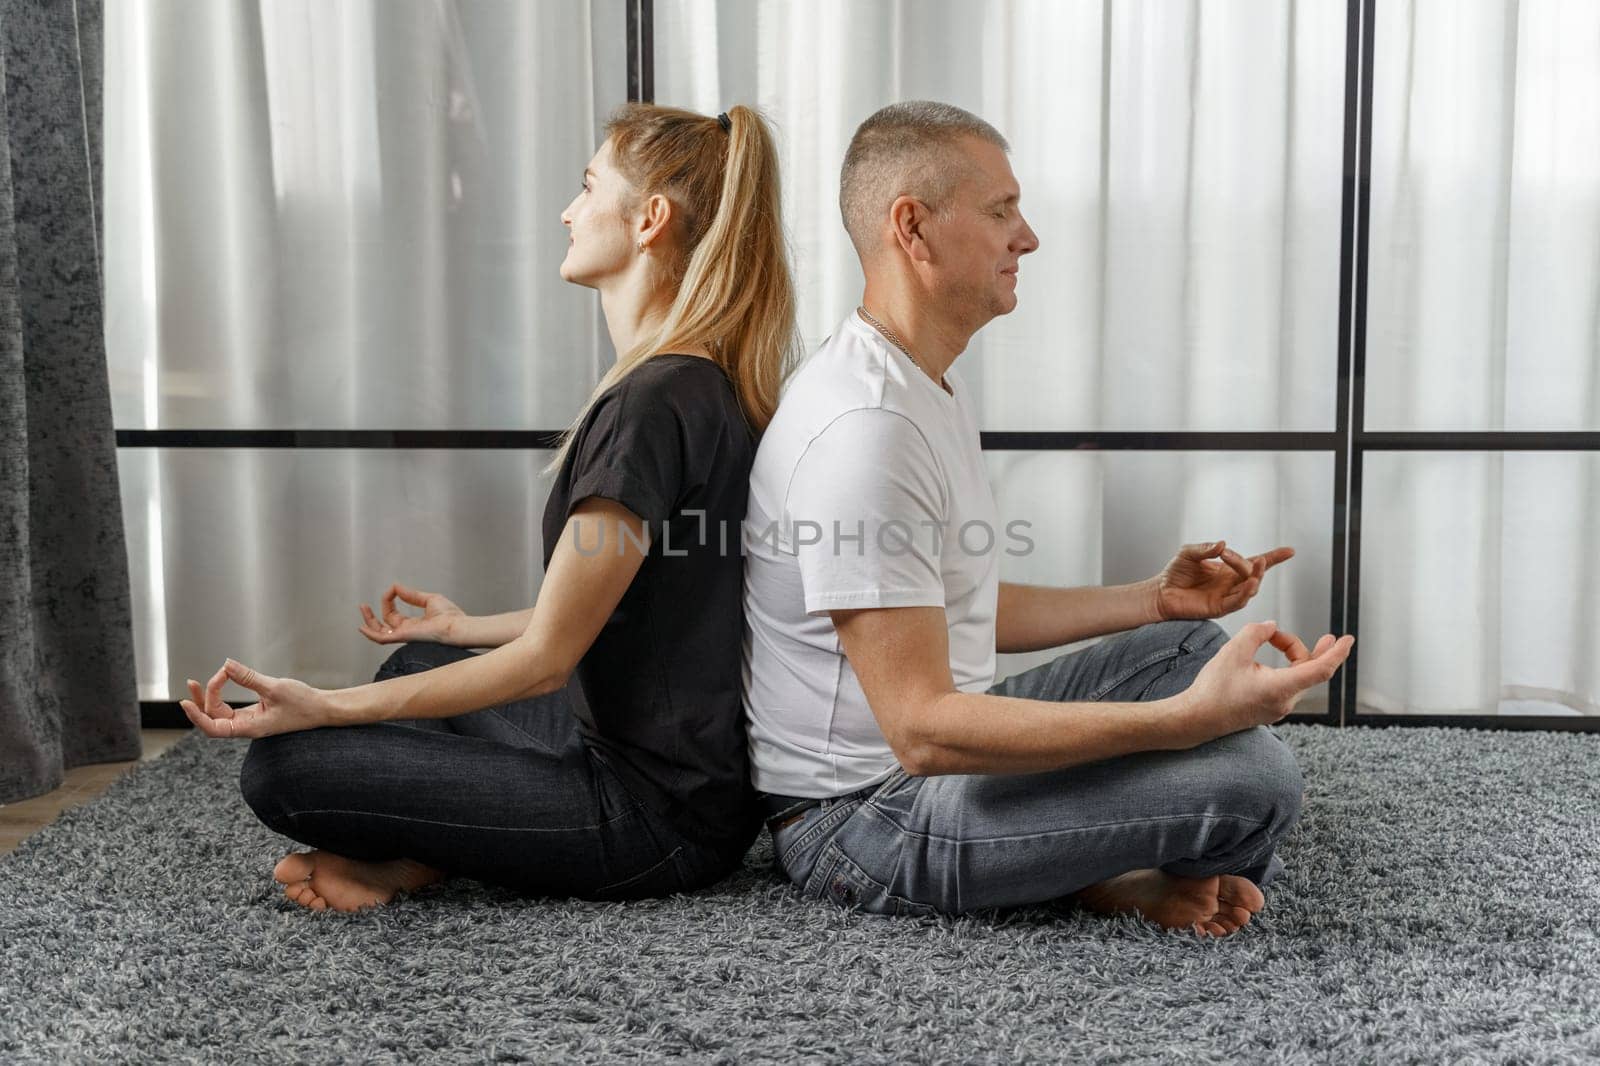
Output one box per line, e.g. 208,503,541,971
180,103,799,912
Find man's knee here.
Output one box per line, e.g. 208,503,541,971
1183,618,1228,651
1140,618,1227,651
1213,726,1304,832
1250,726,1304,828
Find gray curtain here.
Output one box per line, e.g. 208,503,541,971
0,0,139,805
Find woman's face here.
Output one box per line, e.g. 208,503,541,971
559,138,637,289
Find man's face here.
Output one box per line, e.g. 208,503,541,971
925,136,1040,323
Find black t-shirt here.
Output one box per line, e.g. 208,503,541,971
541,354,761,857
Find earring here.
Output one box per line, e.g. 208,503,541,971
636,240,646,253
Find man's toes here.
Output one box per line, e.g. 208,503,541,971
1216,875,1265,913
1223,904,1254,928
273,852,315,885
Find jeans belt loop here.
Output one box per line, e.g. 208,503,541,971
762,779,880,835
762,797,822,835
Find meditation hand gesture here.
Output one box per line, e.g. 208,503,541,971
181,660,332,739
1152,540,1295,621
358,583,464,645
1182,620,1354,737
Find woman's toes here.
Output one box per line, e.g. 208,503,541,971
273,851,315,885
284,881,327,910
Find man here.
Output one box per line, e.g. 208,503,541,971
741,101,1355,937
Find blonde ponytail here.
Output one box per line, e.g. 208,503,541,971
545,103,800,476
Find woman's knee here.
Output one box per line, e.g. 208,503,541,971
371,640,466,683
238,736,290,827
238,732,324,829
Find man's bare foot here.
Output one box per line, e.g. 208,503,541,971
1071,868,1265,937
271,850,447,913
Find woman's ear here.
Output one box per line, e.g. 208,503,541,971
636,193,674,251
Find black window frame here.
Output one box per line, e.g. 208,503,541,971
124,0,1600,733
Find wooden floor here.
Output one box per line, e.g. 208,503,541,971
0,729,190,858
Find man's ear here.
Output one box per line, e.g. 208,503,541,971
888,195,934,264
636,193,674,250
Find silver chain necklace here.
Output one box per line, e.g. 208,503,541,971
857,305,931,380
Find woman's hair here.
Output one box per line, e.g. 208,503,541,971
545,103,800,475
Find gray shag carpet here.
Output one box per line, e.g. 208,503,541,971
3,724,1598,1065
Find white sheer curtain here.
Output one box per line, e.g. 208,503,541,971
655,0,1599,717
1362,0,1600,715
104,0,1600,718
104,0,624,697
656,0,1345,704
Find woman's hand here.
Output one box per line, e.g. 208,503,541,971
1152,540,1295,621
180,660,334,739
358,583,465,645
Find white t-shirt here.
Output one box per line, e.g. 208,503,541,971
742,311,1001,797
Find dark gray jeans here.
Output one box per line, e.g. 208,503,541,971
767,619,1305,916
237,641,743,900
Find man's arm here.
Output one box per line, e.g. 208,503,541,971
995,579,1164,653
327,497,648,725
833,604,1206,776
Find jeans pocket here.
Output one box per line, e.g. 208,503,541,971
867,766,916,807
592,844,685,899
802,840,937,919
771,819,810,881
773,794,863,882
668,843,717,893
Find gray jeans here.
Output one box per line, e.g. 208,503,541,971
766,619,1304,916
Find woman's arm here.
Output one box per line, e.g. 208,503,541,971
445,609,535,650
326,496,650,726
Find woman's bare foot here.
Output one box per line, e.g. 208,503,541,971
271,850,447,913
1071,867,1265,937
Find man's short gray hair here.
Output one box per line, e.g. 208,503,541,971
839,100,1010,257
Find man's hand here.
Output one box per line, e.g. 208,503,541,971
1152,540,1295,621
1174,621,1354,743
